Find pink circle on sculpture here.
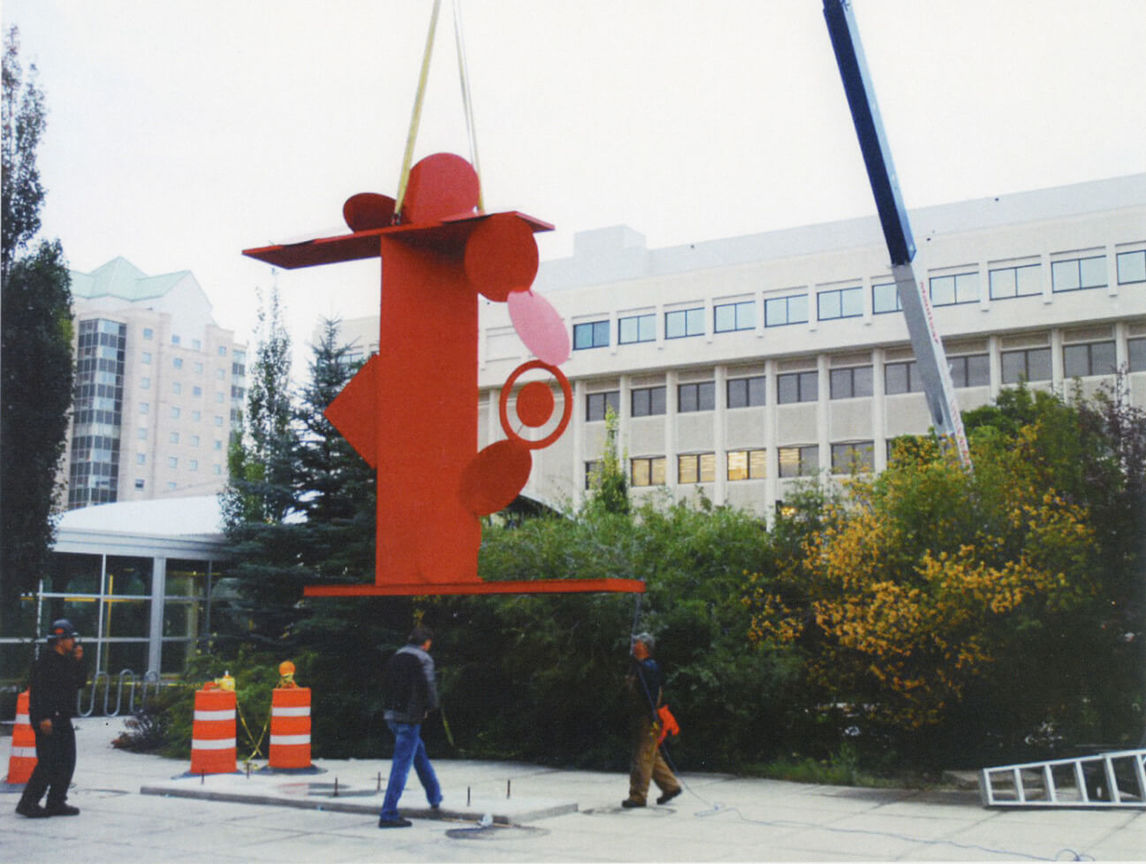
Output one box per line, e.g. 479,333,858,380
459,439,531,516
507,290,571,366
516,381,555,428
464,214,539,302
403,153,480,224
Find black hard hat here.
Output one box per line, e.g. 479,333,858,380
47,619,78,641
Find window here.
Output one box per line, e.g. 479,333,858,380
218,345,228,356
136,428,147,440
714,301,755,333
189,459,198,471
583,460,600,490
213,465,222,475
136,453,146,465
142,351,152,365
586,390,620,422
872,282,900,314
885,361,922,394
831,441,874,474
764,294,808,327
948,354,990,388
1052,256,1106,292
213,439,223,451
139,402,150,415
190,435,200,447
169,432,180,444
829,366,873,399
989,264,1041,299
618,313,656,344
665,307,704,339
173,382,182,395
1117,250,1146,285
778,445,818,478
168,457,178,469
631,456,666,487
173,357,183,369
573,320,609,350
192,339,202,351
217,368,225,379
929,272,979,306
172,334,181,345
134,479,145,490
194,362,204,374
727,449,766,481
1063,341,1117,378
631,386,666,417
140,377,150,390
171,407,181,419
143,328,154,340
192,410,201,422
213,416,223,427
678,453,716,484
1001,347,1052,384
817,286,863,320
1129,338,1146,372
777,371,817,404
727,376,765,408
678,381,715,413
192,385,202,397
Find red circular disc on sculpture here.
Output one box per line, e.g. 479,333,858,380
459,439,531,516
507,290,571,366
402,153,480,224
464,214,539,302
499,360,573,450
343,193,396,232
516,380,555,428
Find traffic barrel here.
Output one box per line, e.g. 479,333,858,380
268,687,312,769
4,691,36,784
189,687,236,774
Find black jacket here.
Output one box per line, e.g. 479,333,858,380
382,645,438,724
28,648,88,726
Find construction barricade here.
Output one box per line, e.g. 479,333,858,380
268,687,313,770
189,687,237,775
5,690,37,784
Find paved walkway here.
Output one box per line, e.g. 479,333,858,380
3,718,1145,862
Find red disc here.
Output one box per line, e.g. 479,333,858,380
499,361,572,450
516,381,555,428
459,439,531,516
342,193,396,232
402,153,480,224
464,214,539,302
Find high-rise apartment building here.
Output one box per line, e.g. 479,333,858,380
337,175,1146,516
66,258,246,508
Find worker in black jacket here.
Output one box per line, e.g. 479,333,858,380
16,619,88,818
377,625,443,828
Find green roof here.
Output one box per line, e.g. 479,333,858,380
71,257,192,302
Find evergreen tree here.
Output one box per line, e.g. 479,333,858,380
1,28,73,637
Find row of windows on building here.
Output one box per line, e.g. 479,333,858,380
585,441,876,489
70,321,128,508
582,338,1144,421
571,249,1146,351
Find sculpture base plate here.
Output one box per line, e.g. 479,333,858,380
304,579,645,597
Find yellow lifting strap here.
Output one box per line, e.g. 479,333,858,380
393,0,483,220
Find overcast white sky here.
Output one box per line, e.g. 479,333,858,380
4,0,1144,369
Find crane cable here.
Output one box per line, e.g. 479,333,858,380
394,0,483,220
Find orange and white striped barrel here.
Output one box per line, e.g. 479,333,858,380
189,688,236,775
268,687,312,769
5,690,36,784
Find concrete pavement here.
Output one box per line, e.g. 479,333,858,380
3,717,1145,862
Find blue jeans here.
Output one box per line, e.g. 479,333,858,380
380,720,442,820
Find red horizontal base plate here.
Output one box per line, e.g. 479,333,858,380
304,579,645,597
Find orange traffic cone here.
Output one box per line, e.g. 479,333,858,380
268,687,312,770
5,690,37,784
189,688,236,775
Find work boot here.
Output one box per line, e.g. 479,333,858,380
16,801,50,818
378,816,412,828
621,798,645,808
656,788,682,805
45,803,80,816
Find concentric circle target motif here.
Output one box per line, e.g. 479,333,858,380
498,360,572,450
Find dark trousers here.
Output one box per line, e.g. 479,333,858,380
20,723,77,808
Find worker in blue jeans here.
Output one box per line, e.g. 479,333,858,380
378,625,442,828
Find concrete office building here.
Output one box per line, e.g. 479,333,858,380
336,174,1146,516
66,258,247,509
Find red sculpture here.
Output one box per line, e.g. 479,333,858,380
244,154,643,596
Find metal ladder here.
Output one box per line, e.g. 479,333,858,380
979,749,1146,808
